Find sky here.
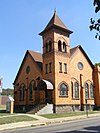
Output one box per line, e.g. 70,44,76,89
0,0,100,89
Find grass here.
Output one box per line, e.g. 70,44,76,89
0,115,37,125
0,113,11,116
40,111,100,119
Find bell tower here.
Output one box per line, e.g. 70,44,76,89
39,11,73,106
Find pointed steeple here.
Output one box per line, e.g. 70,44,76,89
39,11,73,35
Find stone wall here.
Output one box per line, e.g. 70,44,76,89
54,104,94,113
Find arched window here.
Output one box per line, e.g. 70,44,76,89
71,82,74,98
49,40,52,52
59,83,68,96
90,83,94,99
46,43,49,53
19,84,25,101
74,82,79,99
85,83,89,99
58,40,62,51
29,80,35,100
63,42,66,52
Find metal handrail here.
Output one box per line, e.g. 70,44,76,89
29,98,53,114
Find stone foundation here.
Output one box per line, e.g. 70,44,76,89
14,105,36,113
93,105,100,110
54,104,95,113
14,104,95,113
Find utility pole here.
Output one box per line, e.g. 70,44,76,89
85,99,88,118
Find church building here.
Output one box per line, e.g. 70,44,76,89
13,11,100,113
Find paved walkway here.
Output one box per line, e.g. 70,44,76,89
0,113,100,131
18,113,48,121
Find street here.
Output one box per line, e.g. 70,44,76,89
1,116,100,133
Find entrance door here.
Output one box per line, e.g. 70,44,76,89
45,90,52,103
37,80,53,104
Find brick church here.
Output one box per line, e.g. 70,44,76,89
13,11,100,113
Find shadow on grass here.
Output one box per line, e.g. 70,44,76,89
55,125,100,133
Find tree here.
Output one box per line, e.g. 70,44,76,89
1,88,14,96
95,62,100,66
94,0,100,13
89,0,100,40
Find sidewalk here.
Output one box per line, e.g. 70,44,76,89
0,113,100,131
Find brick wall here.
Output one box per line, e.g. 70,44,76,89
14,53,43,106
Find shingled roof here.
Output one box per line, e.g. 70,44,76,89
13,50,43,85
39,11,73,35
28,50,43,70
28,50,42,63
70,46,78,56
70,45,94,69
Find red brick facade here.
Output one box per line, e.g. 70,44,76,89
13,12,99,113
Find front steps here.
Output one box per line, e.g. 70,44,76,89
36,103,53,114
28,103,53,114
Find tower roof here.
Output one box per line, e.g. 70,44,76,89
39,11,73,35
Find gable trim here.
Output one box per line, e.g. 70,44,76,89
13,50,42,85
71,45,94,69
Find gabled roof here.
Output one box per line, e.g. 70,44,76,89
13,50,42,85
70,45,94,69
28,50,42,63
39,11,73,35
28,50,43,71
70,46,78,55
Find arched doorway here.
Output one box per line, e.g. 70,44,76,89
37,79,53,104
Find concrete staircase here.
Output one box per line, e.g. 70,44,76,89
28,102,53,114
36,103,53,114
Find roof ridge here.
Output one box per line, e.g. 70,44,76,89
39,12,73,35
28,50,42,62
71,45,94,69
28,50,42,54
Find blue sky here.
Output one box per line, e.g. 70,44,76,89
0,0,100,89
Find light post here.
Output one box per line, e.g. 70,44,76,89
85,99,88,118
80,74,84,111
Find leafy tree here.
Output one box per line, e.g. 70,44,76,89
94,0,100,13
89,0,100,40
95,62,100,66
1,88,14,96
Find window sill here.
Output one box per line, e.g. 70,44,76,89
59,71,62,73
58,51,67,53
45,51,52,54
85,98,94,100
85,98,90,100
64,72,67,74
90,98,94,100
72,98,80,100
59,95,68,98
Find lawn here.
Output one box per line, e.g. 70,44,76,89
0,113,11,116
0,115,37,125
40,111,100,119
